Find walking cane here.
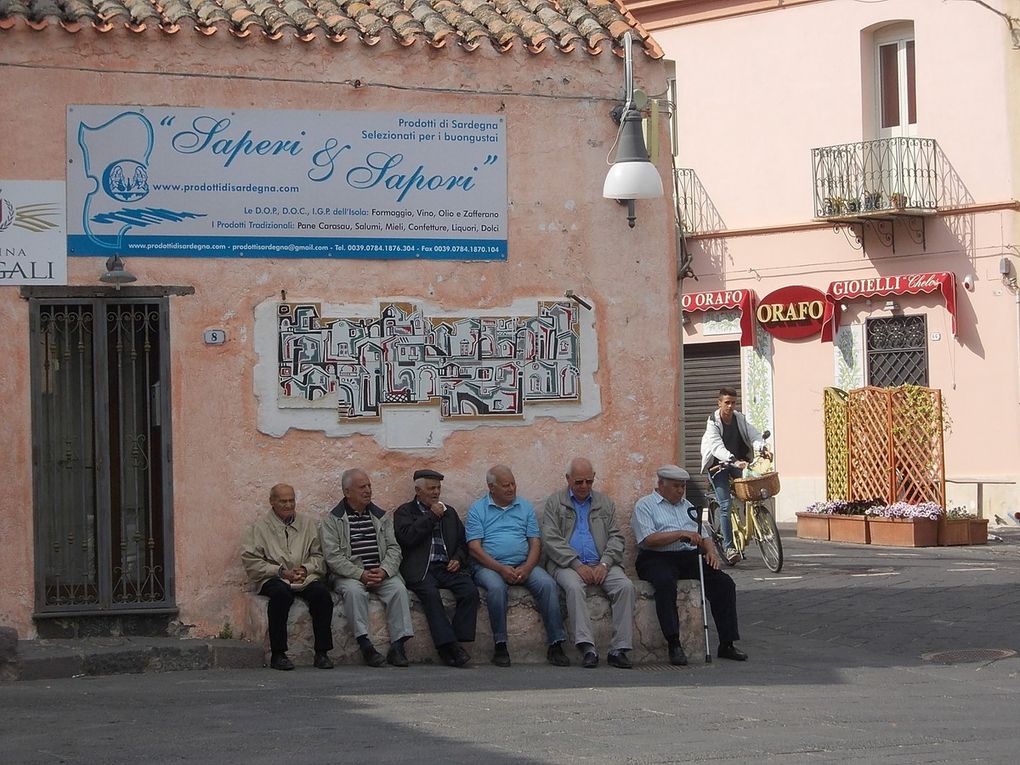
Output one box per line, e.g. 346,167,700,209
696,505,713,663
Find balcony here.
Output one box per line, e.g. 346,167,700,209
674,167,723,235
811,137,940,220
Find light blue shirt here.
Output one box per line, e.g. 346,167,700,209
466,494,539,566
568,491,600,565
632,491,703,552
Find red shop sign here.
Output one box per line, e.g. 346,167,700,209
681,289,757,347
755,285,827,340
821,272,957,342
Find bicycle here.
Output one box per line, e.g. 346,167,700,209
707,434,784,573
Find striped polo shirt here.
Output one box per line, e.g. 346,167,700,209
347,510,382,568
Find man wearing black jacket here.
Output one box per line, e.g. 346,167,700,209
393,469,479,668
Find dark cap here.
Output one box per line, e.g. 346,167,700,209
413,469,445,481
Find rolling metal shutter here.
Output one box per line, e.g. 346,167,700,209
682,341,742,510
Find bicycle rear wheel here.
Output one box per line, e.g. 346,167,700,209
752,503,784,573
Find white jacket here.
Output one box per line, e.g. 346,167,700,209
700,409,764,473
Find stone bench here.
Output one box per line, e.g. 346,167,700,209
243,578,705,666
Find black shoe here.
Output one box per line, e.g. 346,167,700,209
438,643,469,667
581,650,599,669
270,652,295,671
360,644,386,667
387,642,410,667
668,643,688,666
607,650,632,669
547,641,571,667
313,651,334,670
491,642,511,667
718,643,748,661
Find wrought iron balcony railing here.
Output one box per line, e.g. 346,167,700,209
811,137,940,219
674,167,724,235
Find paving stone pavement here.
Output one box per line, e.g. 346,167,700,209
1,527,1018,764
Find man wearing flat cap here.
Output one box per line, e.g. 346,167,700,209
394,469,478,668
631,465,747,665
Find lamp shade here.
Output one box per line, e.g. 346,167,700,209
603,108,664,200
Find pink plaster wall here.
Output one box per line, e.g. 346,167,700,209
655,0,1020,519
0,31,678,636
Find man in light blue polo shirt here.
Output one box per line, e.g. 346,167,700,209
632,465,747,665
466,464,570,668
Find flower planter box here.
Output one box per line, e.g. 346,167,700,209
828,514,870,544
796,512,831,540
937,518,971,546
969,519,989,545
867,517,938,547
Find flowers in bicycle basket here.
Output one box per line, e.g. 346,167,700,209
802,498,883,515
865,502,945,520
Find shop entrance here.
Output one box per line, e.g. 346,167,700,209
29,297,176,630
682,341,742,510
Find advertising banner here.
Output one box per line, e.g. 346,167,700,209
821,272,957,342
0,180,66,285
681,289,757,346
66,106,507,260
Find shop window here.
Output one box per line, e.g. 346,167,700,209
866,314,928,387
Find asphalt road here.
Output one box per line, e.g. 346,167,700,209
3,529,1018,764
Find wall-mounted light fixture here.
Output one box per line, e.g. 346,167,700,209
883,299,900,313
602,32,664,229
99,254,137,289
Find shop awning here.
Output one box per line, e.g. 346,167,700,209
821,271,958,342
680,289,757,347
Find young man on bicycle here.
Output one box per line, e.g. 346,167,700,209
700,387,765,564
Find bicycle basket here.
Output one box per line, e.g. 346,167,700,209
732,472,781,501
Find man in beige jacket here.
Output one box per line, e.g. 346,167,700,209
242,483,334,671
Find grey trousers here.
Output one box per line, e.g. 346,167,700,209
552,565,635,652
334,574,414,643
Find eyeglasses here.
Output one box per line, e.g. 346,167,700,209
572,479,595,485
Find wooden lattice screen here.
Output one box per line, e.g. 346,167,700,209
823,387,849,500
845,385,945,506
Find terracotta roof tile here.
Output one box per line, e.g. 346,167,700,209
0,0,661,55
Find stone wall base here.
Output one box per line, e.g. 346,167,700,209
244,579,705,666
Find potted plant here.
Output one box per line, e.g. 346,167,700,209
823,196,846,216
889,192,908,209
846,198,861,214
938,506,973,546
865,502,943,547
863,191,882,211
798,498,882,543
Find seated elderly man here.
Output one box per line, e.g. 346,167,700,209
631,465,747,665
320,468,414,667
242,483,334,671
466,464,570,668
541,457,635,669
393,468,478,668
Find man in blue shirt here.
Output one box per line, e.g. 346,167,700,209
632,465,747,665
466,464,570,667
541,457,635,669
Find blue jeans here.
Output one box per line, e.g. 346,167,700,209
711,465,743,551
472,564,566,645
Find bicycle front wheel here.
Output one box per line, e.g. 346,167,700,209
752,503,784,573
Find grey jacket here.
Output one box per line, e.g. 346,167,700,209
540,488,626,573
319,498,403,581
700,409,764,473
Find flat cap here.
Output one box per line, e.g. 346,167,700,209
656,464,690,481
413,469,445,481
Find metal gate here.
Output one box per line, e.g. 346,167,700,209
681,341,742,510
30,298,175,614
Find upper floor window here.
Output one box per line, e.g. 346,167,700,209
875,24,916,137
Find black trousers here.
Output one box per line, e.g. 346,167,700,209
259,578,334,654
407,563,480,648
635,549,739,644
